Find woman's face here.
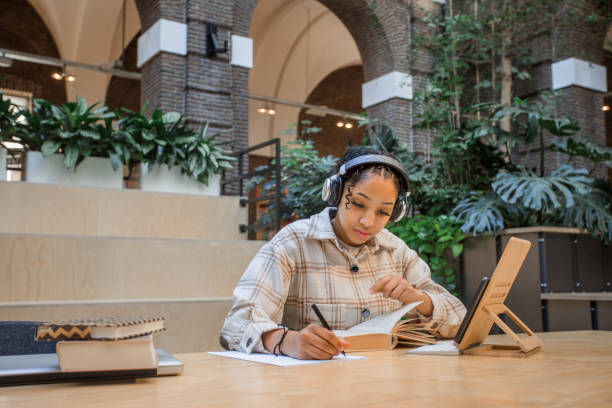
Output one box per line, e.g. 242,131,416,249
331,170,398,246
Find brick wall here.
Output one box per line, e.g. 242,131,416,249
134,0,442,194
297,66,365,159
512,0,609,177
0,0,67,105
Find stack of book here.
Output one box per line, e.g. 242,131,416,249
35,317,165,372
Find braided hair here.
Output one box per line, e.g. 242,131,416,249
335,146,408,209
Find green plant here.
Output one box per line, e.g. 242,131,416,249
246,138,337,234
361,121,417,171
38,97,116,170
388,215,465,295
409,6,612,244
121,109,192,169
453,165,612,242
181,123,236,185
118,108,236,184
11,97,126,170
12,98,60,152
550,136,612,176
0,92,20,143
474,95,582,175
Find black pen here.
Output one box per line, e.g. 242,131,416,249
311,303,347,358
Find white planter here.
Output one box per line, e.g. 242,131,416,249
25,151,123,189
0,147,6,181
139,163,221,196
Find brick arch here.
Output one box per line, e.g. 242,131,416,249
105,35,141,112
233,0,400,81
298,65,365,158
0,0,67,104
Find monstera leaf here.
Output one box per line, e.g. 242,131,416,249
564,186,612,243
452,191,512,235
492,165,592,212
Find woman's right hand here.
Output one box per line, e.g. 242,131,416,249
264,324,349,360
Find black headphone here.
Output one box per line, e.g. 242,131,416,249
321,154,410,222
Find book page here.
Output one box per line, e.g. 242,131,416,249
405,340,460,356
334,301,422,337
207,351,366,367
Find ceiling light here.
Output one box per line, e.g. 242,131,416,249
51,65,76,82
256,104,276,115
345,122,353,129
336,121,344,127
603,105,610,112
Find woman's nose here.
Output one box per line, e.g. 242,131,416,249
360,211,375,228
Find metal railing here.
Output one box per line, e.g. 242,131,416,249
221,138,282,234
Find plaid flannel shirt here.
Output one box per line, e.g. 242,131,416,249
220,207,466,353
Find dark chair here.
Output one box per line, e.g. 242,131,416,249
0,321,58,356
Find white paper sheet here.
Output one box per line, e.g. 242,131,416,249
207,351,366,367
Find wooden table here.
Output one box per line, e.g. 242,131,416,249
1,331,611,408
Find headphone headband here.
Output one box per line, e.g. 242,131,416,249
337,154,409,190
321,153,410,222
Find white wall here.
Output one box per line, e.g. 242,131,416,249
248,0,361,156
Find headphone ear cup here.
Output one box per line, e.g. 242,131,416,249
391,199,407,222
321,175,343,206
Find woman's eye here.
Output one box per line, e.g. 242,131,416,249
378,210,391,216
350,201,364,208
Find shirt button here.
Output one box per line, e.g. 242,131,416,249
362,309,370,319
246,338,252,347
350,265,359,273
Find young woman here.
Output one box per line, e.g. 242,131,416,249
220,146,466,359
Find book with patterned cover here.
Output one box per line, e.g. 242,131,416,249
35,317,166,341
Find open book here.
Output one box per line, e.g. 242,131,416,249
333,301,436,352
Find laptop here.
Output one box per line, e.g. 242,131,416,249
0,349,183,386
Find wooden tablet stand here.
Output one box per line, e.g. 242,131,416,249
458,237,542,358
462,303,542,357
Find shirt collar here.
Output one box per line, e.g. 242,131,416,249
306,207,398,252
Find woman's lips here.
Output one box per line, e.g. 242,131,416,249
354,229,370,239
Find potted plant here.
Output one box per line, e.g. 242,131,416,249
10,97,129,189
118,107,236,195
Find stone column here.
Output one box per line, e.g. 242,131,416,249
135,0,254,195
136,0,187,116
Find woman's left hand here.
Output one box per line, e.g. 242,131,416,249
369,274,433,316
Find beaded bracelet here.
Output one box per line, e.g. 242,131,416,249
273,327,289,356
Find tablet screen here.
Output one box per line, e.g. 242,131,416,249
454,277,490,345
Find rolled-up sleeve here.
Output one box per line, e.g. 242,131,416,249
403,251,466,338
220,233,294,353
